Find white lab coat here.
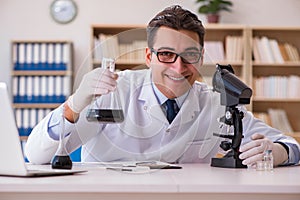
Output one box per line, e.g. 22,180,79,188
25,69,300,164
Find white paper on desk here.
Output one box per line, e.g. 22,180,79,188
75,160,176,168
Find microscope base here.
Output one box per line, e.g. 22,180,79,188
211,150,247,168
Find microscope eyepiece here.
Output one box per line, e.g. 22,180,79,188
212,64,252,106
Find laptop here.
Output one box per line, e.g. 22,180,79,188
0,82,86,177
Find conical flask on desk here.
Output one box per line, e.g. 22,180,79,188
51,107,72,169
86,58,124,123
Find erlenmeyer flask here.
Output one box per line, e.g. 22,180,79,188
51,108,72,169
86,58,124,123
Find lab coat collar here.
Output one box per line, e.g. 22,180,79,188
139,70,166,123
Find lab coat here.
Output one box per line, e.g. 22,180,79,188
25,69,300,164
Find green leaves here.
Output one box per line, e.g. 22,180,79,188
196,0,233,14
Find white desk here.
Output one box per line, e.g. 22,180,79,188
1,163,300,200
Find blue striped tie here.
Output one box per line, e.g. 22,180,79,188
166,99,178,124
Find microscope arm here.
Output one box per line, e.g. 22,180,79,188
231,106,244,151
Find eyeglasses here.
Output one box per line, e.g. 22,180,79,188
151,48,202,64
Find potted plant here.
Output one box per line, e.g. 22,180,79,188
195,0,233,23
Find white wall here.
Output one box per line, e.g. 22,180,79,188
1,0,300,89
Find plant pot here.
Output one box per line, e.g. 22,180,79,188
206,14,220,23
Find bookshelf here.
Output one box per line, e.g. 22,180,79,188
249,27,300,135
91,24,249,80
200,24,250,87
11,40,73,147
91,24,147,71
90,25,300,139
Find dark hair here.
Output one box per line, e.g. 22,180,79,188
147,5,205,48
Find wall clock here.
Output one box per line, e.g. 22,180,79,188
50,0,78,24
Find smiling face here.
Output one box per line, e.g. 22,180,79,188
146,27,204,99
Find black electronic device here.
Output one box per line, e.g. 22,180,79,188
211,64,252,168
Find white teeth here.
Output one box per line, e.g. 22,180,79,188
168,75,185,81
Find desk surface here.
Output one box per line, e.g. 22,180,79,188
1,163,300,200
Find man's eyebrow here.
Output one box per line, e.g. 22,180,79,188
185,47,201,51
157,47,175,51
157,47,201,52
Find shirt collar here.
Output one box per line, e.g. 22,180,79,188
151,82,189,109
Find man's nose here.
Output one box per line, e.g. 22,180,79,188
171,56,187,73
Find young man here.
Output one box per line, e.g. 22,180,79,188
25,5,299,167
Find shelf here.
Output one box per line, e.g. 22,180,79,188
252,61,300,66
253,63,300,76
204,61,244,66
253,97,300,102
12,70,72,76
11,40,73,144
13,103,62,109
92,61,147,71
204,24,246,40
12,39,73,43
91,24,145,35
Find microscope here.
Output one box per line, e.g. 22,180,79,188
211,64,252,168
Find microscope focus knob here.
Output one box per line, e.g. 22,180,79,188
220,141,232,151
225,111,232,120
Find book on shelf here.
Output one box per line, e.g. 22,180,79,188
119,40,147,62
284,42,300,62
252,37,261,62
98,33,120,60
268,108,294,133
252,36,300,63
204,41,224,63
253,112,271,126
15,108,52,137
12,76,71,103
288,75,300,98
254,75,300,98
278,43,290,62
269,39,284,63
225,35,243,62
93,33,147,63
13,42,71,71
260,36,276,63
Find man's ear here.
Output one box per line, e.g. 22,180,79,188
145,47,152,68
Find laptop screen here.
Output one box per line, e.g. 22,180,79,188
0,82,28,175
